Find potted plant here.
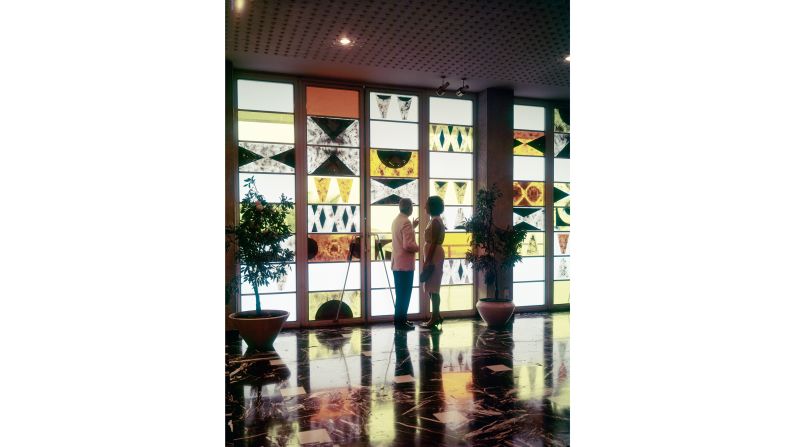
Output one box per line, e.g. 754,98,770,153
226,176,295,350
464,184,528,328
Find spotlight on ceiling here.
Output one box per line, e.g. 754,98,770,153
338,36,352,46
565,54,571,62
436,76,450,96
455,78,469,97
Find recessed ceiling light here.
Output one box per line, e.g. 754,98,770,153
338,37,352,46
565,55,571,62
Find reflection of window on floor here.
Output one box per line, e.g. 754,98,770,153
308,330,362,391
551,313,570,411
512,316,546,400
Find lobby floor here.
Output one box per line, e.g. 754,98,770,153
226,312,570,446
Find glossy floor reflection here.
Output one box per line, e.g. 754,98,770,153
226,312,570,446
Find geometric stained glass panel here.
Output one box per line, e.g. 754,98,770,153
429,125,473,152
307,234,361,262
307,176,361,204
554,232,570,256
554,133,570,158
308,205,361,233
554,207,571,231
554,108,570,133
513,181,544,206
308,290,362,320
514,130,545,156
513,207,544,232
307,116,360,147
441,259,474,285
370,92,418,122
369,149,419,177
370,178,418,205
430,180,473,206
307,146,359,176
554,183,570,207
239,143,296,173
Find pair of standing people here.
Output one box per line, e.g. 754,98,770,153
390,196,445,331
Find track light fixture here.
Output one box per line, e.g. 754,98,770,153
455,78,469,97
436,76,449,96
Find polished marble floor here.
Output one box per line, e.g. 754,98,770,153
226,312,570,446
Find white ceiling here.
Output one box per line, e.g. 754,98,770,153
226,0,570,100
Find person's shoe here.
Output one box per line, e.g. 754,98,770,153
419,316,443,331
394,321,415,331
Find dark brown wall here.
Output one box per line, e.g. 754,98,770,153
476,87,515,299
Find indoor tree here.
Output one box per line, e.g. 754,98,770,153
464,184,528,300
225,176,295,315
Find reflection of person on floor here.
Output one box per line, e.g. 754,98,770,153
419,331,445,445
391,197,420,331
393,331,416,445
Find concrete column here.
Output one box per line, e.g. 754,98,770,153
475,87,514,300
225,60,237,329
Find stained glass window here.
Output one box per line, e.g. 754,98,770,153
429,97,474,312
368,92,420,317
237,80,297,320
554,107,570,304
512,104,546,307
306,87,362,321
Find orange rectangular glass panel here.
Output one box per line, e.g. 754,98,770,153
306,87,359,118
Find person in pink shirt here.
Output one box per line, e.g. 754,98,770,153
390,197,420,331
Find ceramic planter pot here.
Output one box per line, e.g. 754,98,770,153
229,310,289,351
476,299,515,328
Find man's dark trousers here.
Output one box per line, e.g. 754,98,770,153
393,270,414,324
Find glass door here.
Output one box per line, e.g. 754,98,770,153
304,85,365,326
365,90,422,320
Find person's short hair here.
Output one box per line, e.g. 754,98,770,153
398,197,413,214
427,195,444,216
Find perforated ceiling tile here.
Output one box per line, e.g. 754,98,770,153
226,0,570,99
